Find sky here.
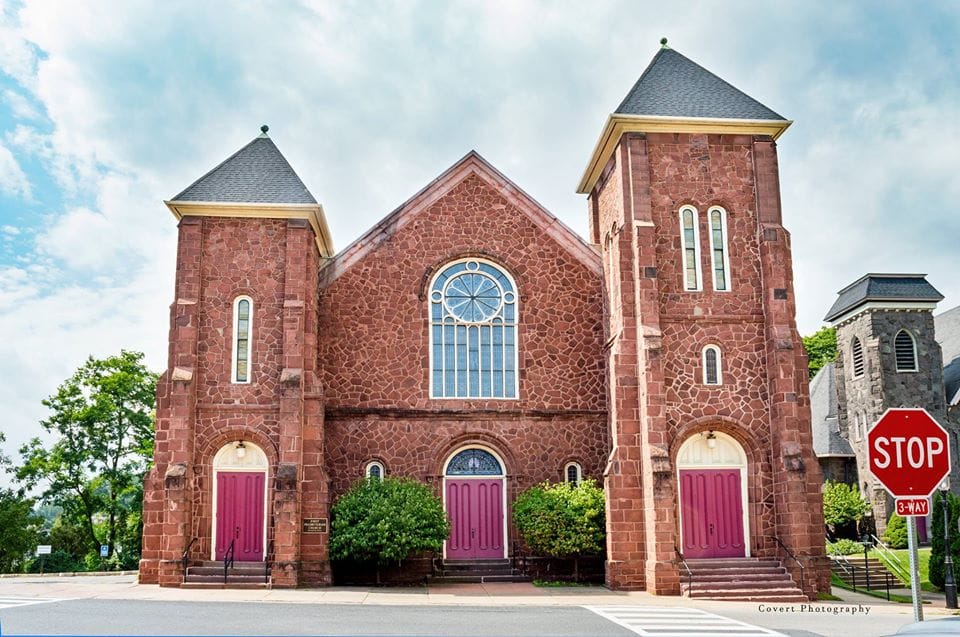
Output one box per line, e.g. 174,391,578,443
1,1,958,475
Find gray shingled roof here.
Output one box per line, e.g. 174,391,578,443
615,47,786,121
824,274,944,322
171,134,316,204
809,363,855,457
936,305,960,406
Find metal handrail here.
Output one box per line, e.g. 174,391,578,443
223,539,236,584
675,546,693,593
832,558,895,601
180,537,198,579
871,534,909,583
769,536,805,591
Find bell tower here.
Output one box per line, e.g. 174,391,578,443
581,41,828,595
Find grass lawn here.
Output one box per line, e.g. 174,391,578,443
830,572,922,604
868,547,937,592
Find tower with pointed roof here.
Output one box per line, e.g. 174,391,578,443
580,41,827,593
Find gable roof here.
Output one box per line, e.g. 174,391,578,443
936,305,960,406
171,133,317,205
616,47,785,121
320,151,601,286
809,363,855,458
824,273,944,323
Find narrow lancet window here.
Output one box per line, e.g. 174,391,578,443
680,207,701,291
708,207,730,291
702,345,722,385
232,296,253,383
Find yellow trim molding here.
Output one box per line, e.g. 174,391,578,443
165,200,335,257
576,114,792,194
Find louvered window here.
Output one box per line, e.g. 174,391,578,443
680,206,701,291
708,207,730,291
232,296,253,383
895,330,918,372
702,345,722,385
851,337,864,378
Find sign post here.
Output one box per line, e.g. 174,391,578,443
868,408,952,623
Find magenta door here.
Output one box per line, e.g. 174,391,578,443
679,469,745,559
216,471,265,561
446,479,504,559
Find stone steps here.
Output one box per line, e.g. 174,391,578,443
183,560,270,588
680,557,807,602
428,559,529,584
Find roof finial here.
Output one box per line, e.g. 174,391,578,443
660,37,669,48
260,124,269,135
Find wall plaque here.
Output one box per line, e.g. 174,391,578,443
302,518,327,534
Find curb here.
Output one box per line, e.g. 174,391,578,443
0,570,138,579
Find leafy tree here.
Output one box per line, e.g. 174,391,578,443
803,326,838,378
17,351,157,564
882,514,908,549
329,477,450,578
822,481,869,538
929,492,960,589
0,433,42,573
512,479,605,581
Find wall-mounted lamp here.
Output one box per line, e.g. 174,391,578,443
235,441,246,459
705,431,717,450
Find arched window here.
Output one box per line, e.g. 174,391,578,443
365,461,384,480
564,462,582,486
707,206,730,292
851,337,864,378
895,330,918,372
231,296,253,383
430,259,517,398
679,206,701,291
702,345,722,385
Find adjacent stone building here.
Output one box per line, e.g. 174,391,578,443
140,43,829,597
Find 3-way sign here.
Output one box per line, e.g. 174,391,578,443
868,407,950,498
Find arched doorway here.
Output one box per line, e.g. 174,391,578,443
443,446,507,560
677,431,749,559
212,441,268,561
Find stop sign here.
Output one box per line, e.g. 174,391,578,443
868,408,951,498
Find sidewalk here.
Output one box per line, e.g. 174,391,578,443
1,573,955,616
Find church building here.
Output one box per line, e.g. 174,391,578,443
139,43,829,598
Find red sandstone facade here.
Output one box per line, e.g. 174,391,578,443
140,47,829,596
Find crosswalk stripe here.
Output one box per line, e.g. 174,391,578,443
584,605,786,637
0,597,62,610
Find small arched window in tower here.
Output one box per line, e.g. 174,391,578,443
850,337,864,378
365,461,385,481
702,345,722,385
895,330,918,372
231,296,253,383
564,462,582,486
708,206,730,291
679,206,701,291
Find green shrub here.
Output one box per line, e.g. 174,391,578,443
827,538,864,555
822,481,869,533
329,477,449,566
883,514,908,549
513,479,605,560
929,493,960,589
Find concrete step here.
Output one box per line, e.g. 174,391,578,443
684,578,796,592
193,560,266,570
686,572,794,584
684,566,788,577
686,558,781,567
184,574,270,584
428,574,529,584
180,582,270,589
688,586,806,599
440,561,513,573
187,566,271,577
708,594,810,602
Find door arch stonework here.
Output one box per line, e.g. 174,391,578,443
211,441,269,561
442,445,507,560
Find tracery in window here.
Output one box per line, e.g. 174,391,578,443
895,330,918,372
445,448,503,476
708,206,730,291
702,345,722,385
679,206,701,291
430,259,517,398
232,296,253,383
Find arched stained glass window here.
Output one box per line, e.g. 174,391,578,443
430,259,518,398
446,448,503,476
366,461,384,480
679,206,701,291
702,345,722,385
565,462,582,486
708,206,730,292
232,296,253,383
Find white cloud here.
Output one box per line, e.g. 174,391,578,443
2,224,19,235
2,88,38,119
0,141,30,198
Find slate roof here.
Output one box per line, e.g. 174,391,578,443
809,363,855,457
171,133,317,204
615,46,786,121
824,274,944,322
936,305,960,406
